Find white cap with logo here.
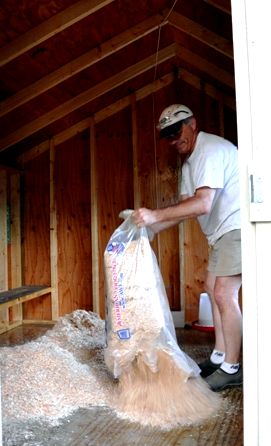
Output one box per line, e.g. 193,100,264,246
157,104,193,138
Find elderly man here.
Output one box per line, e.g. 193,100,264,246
132,104,242,392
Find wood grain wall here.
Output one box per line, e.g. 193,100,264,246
95,110,134,317
18,80,237,324
22,151,51,320
136,91,181,311
55,131,92,316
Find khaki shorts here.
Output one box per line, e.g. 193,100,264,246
207,229,242,276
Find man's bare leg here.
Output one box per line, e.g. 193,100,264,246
205,271,226,354
214,274,242,364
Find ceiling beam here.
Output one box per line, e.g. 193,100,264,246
0,0,115,66
0,13,167,117
0,42,235,152
0,44,176,152
0,164,23,174
18,73,175,164
203,0,231,15
175,43,235,89
0,9,233,118
179,68,235,109
168,10,233,58
18,67,235,165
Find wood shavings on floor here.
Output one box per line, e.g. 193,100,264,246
114,350,221,429
1,310,113,425
1,310,223,431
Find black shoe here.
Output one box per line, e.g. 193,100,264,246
198,358,221,378
205,367,243,392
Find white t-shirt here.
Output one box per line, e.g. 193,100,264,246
180,131,241,246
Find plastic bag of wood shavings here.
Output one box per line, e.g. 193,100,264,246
103,209,201,379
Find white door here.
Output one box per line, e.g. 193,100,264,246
232,1,271,445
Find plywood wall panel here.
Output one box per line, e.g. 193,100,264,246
22,152,51,320
183,219,208,323
95,110,134,318
156,156,181,311
55,131,92,316
136,90,181,310
0,171,8,291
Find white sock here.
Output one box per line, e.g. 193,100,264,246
221,361,240,374
210,350,225,364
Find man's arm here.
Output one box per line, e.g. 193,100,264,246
132,187,216,232
145,194,187,233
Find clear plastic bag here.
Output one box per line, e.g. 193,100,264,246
104,210,200,379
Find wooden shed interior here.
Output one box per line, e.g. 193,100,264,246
0,0,236,334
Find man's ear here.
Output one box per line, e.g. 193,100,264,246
190,117,197,130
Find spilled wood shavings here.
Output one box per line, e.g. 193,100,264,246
113,350,221,429
1,310,113,425
1,310,223,431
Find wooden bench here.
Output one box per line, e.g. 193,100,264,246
0,285,52,334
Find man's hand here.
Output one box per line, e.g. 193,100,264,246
132,208,156,227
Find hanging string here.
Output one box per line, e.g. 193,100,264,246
150,0,179,266
153,0,179,83
152,0,179,209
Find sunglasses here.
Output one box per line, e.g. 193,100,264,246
165,127,182,141
162,121,185,141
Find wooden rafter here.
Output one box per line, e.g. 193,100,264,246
18,67,235,165
168,10,233,58
18,74,175,164
0,0,115,66
0,10,233,118
0,13,166,117
0,44,176,152
1,41,235,153
203,0,231,15
179,68,235,109
175,44,234,89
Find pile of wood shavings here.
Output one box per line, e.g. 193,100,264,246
1,309,224,431
1,310,114,425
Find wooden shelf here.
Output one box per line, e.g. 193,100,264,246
0,285,52,334
0,285,52,310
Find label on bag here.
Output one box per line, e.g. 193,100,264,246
117,328,131,340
